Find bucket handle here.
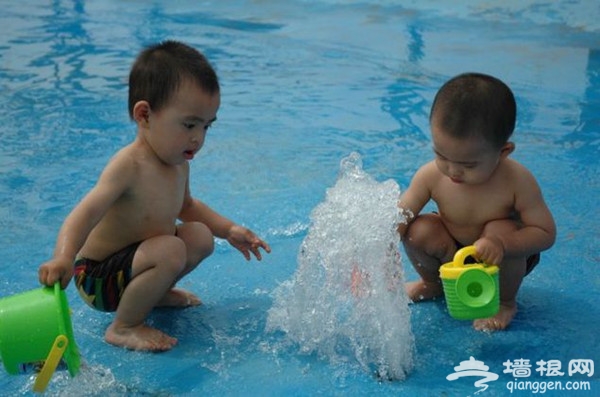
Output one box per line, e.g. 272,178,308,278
33,334,68,393
451,246,487,268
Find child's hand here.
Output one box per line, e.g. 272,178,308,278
38,258,73,289
473,237,505,265
226,225,271,261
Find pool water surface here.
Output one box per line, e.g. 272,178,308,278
0,1,599,396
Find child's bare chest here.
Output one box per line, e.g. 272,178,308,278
432,181,515,230
125,164,187,224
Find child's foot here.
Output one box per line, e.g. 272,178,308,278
156,288,202,308
473,304,517,331
105,323,178,352
405,280,443,302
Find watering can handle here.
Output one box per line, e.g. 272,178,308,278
452,246,479,267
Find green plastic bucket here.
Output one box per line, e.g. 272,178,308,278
440,246,499,320
0,284,80,382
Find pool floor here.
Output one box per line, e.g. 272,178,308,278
1,1,599,396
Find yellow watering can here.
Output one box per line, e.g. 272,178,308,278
439,246,499,320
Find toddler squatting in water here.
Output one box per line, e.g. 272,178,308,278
38,40,271,351
398,73,556,331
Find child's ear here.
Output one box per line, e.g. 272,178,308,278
500,142,515,158
132,101,151,128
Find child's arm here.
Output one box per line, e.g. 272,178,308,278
38,156,133,288
397,163,435,238
475,167,556,264
178,180,271,260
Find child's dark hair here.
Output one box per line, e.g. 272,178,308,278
128,40,219,119
430,73,516,148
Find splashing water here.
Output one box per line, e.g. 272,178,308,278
23,364,132,396
267,152,414,380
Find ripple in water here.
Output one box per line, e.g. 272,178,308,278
267,152,414,380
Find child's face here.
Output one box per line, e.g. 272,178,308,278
146,80,220,165
431,122,504,185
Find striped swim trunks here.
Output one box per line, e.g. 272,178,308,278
74,242,141,312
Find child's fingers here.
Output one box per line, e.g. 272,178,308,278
38,266,49,285
250,245,262,261
260,241,272,253
60,275,71,289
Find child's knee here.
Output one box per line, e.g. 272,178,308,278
195,223,215,257
158,236,188,275
184,222,215,263
403,214,441,248
403,214,457,261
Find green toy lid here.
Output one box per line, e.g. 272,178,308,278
455,268,496,308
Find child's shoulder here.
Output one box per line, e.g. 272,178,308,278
413,160,444,182
501,158,537,179
105,144,135,166
99,143,142,178
499,158,542,191
415,160,439,175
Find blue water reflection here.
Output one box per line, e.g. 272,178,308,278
1,1,598,396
